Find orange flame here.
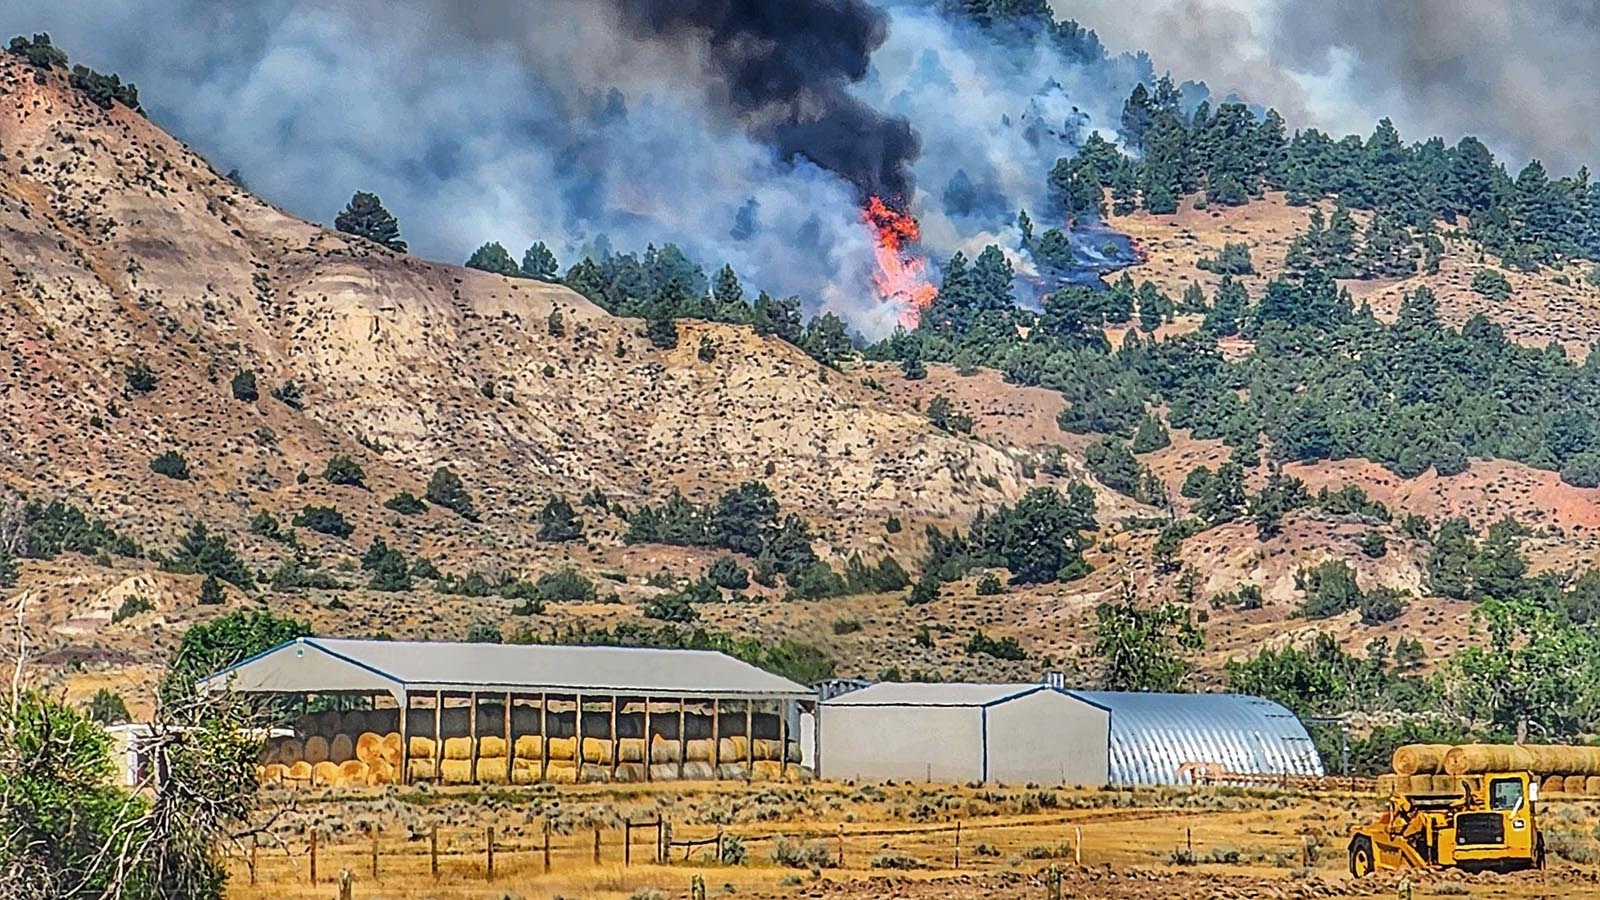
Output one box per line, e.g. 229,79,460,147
863,196,937,327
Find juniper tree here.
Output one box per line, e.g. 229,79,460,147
334,191,406,252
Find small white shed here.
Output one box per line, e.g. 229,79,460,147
817,683,1109,785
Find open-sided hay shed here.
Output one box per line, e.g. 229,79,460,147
200,637,814,786
816,683,1111,785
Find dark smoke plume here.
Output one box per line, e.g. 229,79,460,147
607,0,921,199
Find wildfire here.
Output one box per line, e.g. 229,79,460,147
863,196,937,327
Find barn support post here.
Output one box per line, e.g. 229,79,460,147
398,691,411,785
539,692,549,781
677,697,687,780
644,697,653,782
575,692,585,781
744,701,753,775
504,692,513,784
469,690,480,784
433,690,443,781
610,695,620,780
711,699,721,779
778,700,788,779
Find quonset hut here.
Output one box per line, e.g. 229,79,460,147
201,637,814,788
816,684,1321,786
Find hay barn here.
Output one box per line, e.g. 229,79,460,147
815,683,1111,784
1072,691,1324,785
201,637,814,788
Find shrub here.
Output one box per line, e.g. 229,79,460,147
907,573,940,606
1358,586,1409,625
249,510,282,540
197,574,227,606
869,853,923,870
1561,452,1600,488
425,467,478,521
770,837,836,869
110,594,154,623
166,522,253,588
1197,242,1254,275
1297,561,1362,619
85,688,130,725
230,369,258,401
361,538,412,592
1358,530,1388,559
965,630,1027,660
708,555,750,590
531,568,597,603
1471,268,1512,302
720,834,748,865
975,571,1003,596
384,491,427,515
293,505,353,538
323,454,366,488
646,315,678,349
643,590,698,624
465,621,503,644
536,495,584,542
831,618,862,635
271,379,304,409
125,359,156,394
149,450,190,480
785,562,846,600
885,515,903,534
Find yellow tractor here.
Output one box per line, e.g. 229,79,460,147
1349,771,1545,876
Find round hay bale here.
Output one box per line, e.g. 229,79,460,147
751,739,782,762
1376,774,1398,796
329,734,355,764
260,741,282,765
261,763,289,785
685,738,713,762
286,761,313,784
442,737,473,761
718,736,750,762
649,764,681,781
408,736,436,760
407,759,438,783
355,732,385,765
1392,744,1452,777
311,761,341,786
477,761,510,785
544,762,579,784
679,761,715,780
1543,774,1565,794
785,741,802,764
1565,774,1587,794
1586,776,1600,796
547,737,576,761
511,762,539,785
338,760,368,787
650,736,681,764
478,736,507,758
439,759,473,783
615,762,647,783
367,761,395,787
617,738,647,763
303,736,330,766
581,737,613,764
514,735,543,760
277,738,305,766
380,733,401,766
1443,744,1535,775
751,760,784,781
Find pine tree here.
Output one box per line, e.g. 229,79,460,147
334,191,407,252
520,242,560,281
465,242,520,276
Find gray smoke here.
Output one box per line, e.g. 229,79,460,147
1055,0,1600,175
0,2,1149,335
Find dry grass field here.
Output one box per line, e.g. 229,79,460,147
223,780,1600,899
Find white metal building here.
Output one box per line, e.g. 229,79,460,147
816,683,1110,784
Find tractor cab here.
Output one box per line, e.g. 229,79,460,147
1349,771,1545,876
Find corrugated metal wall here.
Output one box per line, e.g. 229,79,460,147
1071,692,1323,785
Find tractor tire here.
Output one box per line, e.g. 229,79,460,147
1537,834,1547,871
1348,835,1375,878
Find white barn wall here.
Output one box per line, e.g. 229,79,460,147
985,689,1109,785
820,704,983,782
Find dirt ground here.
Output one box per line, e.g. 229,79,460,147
224,782,1598,899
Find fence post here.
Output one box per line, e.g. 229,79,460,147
430,825,439,881
715,827,724,866
337,869,353,900
593,825,601,865
370,824,379,881
837,824,845,869
1075,827,1082,866
309,829,317,885
625,820,632,867
954,820,962,869
659,819,666,864
249,834,258,886
543,818,552,874
486,827,495,881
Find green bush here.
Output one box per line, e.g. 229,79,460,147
85,688,130,725
831,618,862,635
708,555,750,590
149,450,190,480
230,369,258,401
384,491,427,515
110,594,154,623
531,568,597,603
643,590,698,623
293,505,353,538
271,379,304,409
197,574,227,606
425,467,478,521
965,630,1027,660
907,573,940,606
125,359,156,394
165,523,253,588
466,621,503,643
536,495,584,542
322,454,366,488
1358,530,1388,559
975,571,1003,595
1471,268,1512,301
1197,242,1254,275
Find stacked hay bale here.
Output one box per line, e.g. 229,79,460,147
1386,743,1600,797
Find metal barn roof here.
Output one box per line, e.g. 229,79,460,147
821,682,1067,707
1070,691,1323,785
199,637,813,700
